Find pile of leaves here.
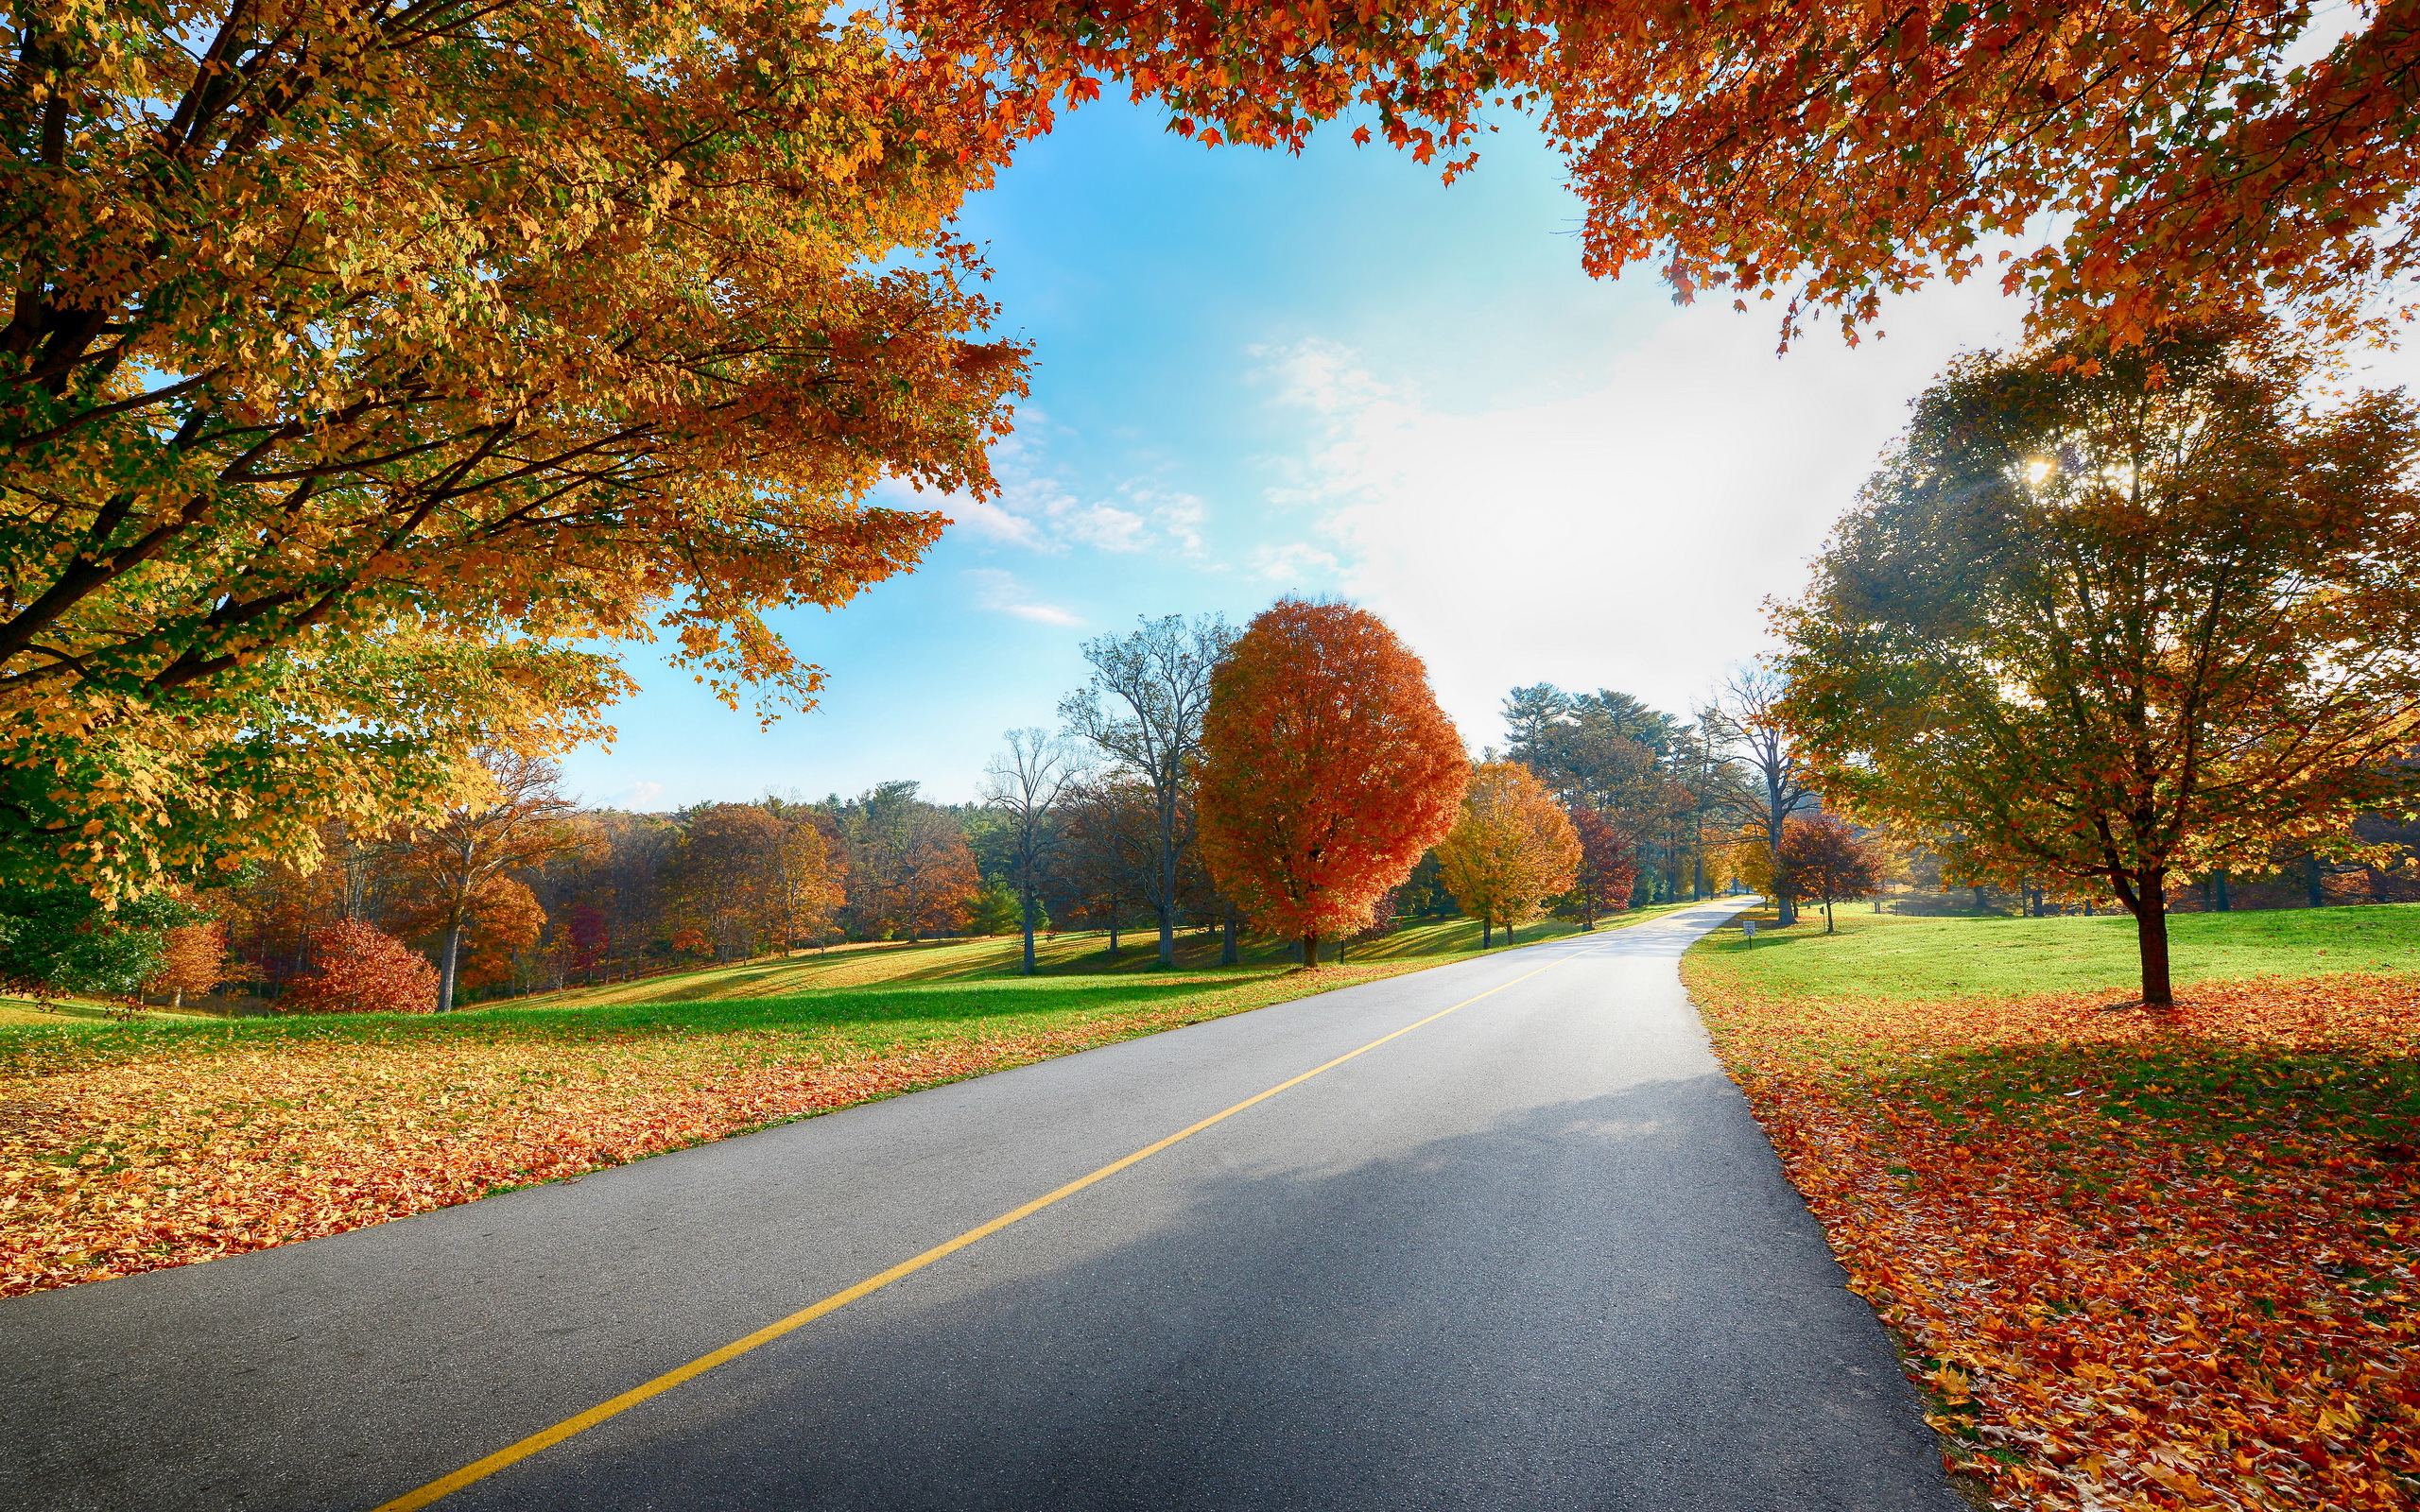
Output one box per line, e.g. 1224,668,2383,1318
1683,964,2420,1511
0,963,1422,1297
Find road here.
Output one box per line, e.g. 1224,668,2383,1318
2,900,1961,1512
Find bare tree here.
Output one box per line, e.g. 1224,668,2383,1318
982,729,1087,975
1060,613,1236,969
1703,668,1818,925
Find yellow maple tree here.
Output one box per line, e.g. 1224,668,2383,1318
1436,762,1582,945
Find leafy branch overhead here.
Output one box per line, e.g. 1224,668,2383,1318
905,0,2420,344
3,0,1028,893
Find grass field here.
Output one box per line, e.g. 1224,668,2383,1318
1699,901,2420,1001
500,907,1690,1011
1685,905,2420,1511
0,902,1702,1297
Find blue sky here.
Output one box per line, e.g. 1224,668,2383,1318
556,101,2048,811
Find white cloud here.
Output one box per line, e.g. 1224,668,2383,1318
1058,501,1150,552
1136,487,1209,555
914,414,1212,558
948,492,1049,550
965,567,1081,627
1254,283,2031,744
1248,541,1340,583
623,781,666,809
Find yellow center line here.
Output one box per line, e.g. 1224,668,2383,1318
371,940,1618,1512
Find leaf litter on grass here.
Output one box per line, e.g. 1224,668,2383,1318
1683,964,2420,1512
0,964,1434,1297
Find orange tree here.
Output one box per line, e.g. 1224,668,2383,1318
392,752,592,1012
1437,762,1582,945
1774,320,2420,1005
282,919,437,1015
906,0,2420,343
1195,599,1465,966
3,1,1028,898
1775,815,1881,933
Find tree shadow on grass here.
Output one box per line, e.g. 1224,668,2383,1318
490,977,1249,1041
0,977,1255,1069
1875,1036,2420,1144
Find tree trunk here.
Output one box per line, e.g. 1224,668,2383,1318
2306,854,2326,908
439,923,463,1014
1506,919,1517,944
2135,875,2173,1007
1220,906,1237,966
1823,899,1834,932
1767,820,1795,925
1481,919,1493,947
1158,789,1182,971
1020,883,1038,976
1302,933,1320,968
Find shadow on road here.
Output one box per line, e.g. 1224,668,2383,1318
454,1071,1955,1512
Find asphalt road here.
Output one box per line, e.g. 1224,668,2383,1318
3,900,1962,1512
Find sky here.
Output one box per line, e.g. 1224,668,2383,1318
546,98,2298,812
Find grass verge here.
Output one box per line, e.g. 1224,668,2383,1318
1686,910,2420,1512
0,903,1699,1297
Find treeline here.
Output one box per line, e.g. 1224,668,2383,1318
181,613,1783,1009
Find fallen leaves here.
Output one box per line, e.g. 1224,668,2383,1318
0,983,1333,1297
1684,966,2420,1511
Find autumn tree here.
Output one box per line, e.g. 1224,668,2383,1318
3,1,1028,899
1059,776,1159,956
394,751,590,1012
1704,670,1818,925
1567,807,1638,930
665,803,840,960
526,810,682,983
1776,816,1883,933
282,919,438,1015
1775,322,2420,1005
834,782,979,942
416,876,547,994
1437,763,1582,945
147,901,234,1011
1062,614,1234,969
1504,683,1700,902
1195,600,1466,966
981,728,1085,974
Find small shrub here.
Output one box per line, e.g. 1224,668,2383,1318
284,920,438,1014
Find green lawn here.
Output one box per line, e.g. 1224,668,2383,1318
0,902,1708,1077
1695,902,2420,1000
455,902,1707,1009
